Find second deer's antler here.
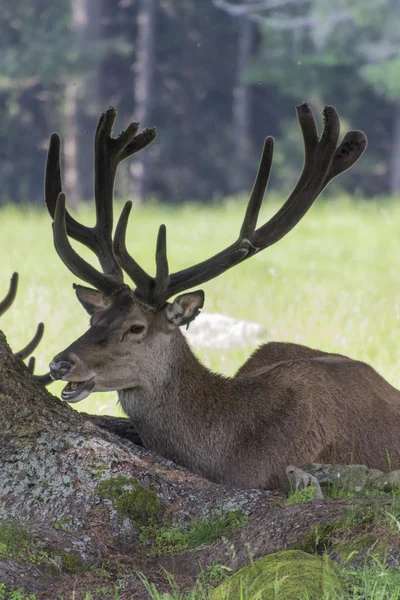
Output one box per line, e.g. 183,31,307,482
0,273,52,385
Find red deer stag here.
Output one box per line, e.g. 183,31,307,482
46,104,399,489
0,273,52,384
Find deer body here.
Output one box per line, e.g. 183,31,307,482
44,104,397,490
57,287,400,488
120,338,400,488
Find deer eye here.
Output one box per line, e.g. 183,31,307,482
129,324,145,335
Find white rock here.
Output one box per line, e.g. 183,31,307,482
184,311,267,350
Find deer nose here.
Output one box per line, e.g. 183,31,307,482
49,359,74,380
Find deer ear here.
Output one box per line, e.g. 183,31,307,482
74,284,112,315
165,290,205,328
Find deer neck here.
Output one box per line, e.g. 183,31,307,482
118,329,227,455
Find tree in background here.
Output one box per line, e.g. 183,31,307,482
216,0,400,195
0,0,73,204
0,0,398,204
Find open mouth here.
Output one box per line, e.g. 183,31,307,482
61,378,95,403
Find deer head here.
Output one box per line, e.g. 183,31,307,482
47,105,367,403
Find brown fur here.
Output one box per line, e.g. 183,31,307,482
51,289,400,489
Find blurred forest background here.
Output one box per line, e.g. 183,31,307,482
1,0,399,206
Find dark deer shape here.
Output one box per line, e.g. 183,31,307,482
0,273,52,384
46,105,399,489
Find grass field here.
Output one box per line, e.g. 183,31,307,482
1,194,400,418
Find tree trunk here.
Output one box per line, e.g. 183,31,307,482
231,14,257,194
63,83,81,207
63,0,87,207
63,0,101,205
130,0,156,205
390,101,400,196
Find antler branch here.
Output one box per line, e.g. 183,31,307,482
113,104,366,306
0,274,52,384
46,107,157,296
15,322,44,360
0,272,18,316
48,104,366,309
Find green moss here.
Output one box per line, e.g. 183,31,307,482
91,566,113,580
141,522,189,555
59,550,83,573
91,464,109,478
198,560,232,585
141,509,248,556
293,523,337,555
210,550,345,600
295,515,390,569
0,522,32,557
0,521,83,574
186,509,248,547
0,522,54,568
335,534,387,564
97,475,164,526
0,583,37,600
53,517,73,532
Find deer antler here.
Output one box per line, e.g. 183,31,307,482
14,322,45,360
26,356,53,386
45,107,157,297
46,104,366,308
114,104,367,306
0,272,18,316
0,273,52,384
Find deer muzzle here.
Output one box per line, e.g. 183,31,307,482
49,359,96,403
49,360,74,380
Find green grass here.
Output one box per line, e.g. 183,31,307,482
0,585,37,600
136,557,400,600
285,486,316,505
140,509,248,556
2,194,400,417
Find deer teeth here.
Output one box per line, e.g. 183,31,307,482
61,378,96,403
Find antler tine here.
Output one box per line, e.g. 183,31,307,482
45,134,98,252
46,107,157,293
113,201,153,299
324,130,367,184
119,127,158,161
297,103,319,161
160,104,366,300
154,225,170,305
0,272,18,316
53,193,122,296
93,109,156,273
34,373,54,386
251,104,340,247
114,136,274,305
240,137,274,240
25,355,53,385
15,322,45,360
114,208,170,307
